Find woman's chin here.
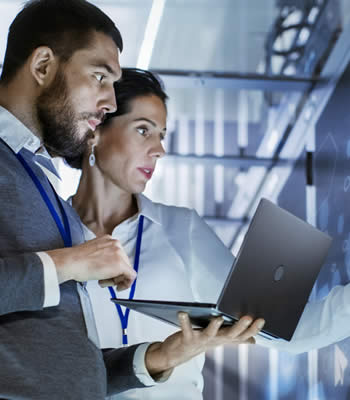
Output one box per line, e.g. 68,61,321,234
132,183,146,195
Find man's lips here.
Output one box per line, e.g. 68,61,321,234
138,167,154,180
88,119,102,131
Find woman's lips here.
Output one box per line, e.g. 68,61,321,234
138,167,154,180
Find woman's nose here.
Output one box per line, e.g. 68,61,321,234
150,141,166,158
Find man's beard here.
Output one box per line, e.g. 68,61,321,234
36,68,91,159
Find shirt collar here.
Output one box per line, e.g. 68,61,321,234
0,105,60,178
0,106,42,154
136,194,162,225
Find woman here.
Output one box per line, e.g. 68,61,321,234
67,68,235,399
67,68,350,398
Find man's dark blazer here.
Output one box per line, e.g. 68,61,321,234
0,140,144,399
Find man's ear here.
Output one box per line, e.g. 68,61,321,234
29,46,58,87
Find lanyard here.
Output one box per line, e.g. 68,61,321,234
16,152,72,248
108,214,144,346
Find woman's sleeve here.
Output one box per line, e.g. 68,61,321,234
256,283,350,354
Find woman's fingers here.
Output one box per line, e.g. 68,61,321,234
223,317,265,342
202,317,225,339
177,312,194,342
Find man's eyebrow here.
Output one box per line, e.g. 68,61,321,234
91,62,120,79
134,118,167,131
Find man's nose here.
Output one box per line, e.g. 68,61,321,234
99,89,117,114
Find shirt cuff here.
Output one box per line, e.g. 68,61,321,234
133,343,173,386
36,251,60,307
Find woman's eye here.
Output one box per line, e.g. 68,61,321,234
137,127,148,136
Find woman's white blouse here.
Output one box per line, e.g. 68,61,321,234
84,194,234,400
82,194,350,399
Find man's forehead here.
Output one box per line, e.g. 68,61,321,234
74,31,121,79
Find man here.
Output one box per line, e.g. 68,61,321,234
0,1,264,399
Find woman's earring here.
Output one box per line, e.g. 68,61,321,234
89,144,96,167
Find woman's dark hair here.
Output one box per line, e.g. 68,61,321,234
106,67,168,120
1,0,123,84
66,68,168,169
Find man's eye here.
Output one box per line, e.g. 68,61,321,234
95,73,105,83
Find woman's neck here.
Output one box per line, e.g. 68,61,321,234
72,171,138,236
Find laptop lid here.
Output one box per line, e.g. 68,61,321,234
217,198,332,340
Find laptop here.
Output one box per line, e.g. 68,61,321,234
111,198,332,341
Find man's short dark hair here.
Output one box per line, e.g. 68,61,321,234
66,68,168,169
0,0,123,84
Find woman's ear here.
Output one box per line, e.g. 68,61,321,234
29,46,58,87
87,130,101,148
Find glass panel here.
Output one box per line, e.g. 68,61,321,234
164,86,302,158
150,0,276,73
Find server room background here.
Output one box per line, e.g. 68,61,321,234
1,0,350,398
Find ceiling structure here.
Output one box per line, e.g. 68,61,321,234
0,0,349,252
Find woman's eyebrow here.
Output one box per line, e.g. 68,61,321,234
134,118,166,131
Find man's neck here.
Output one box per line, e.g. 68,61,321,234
0,80,43,141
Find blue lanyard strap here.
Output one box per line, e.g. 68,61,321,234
109,214,144,345
16,152,72,248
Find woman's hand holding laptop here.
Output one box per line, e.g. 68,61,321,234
144,312,265,380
